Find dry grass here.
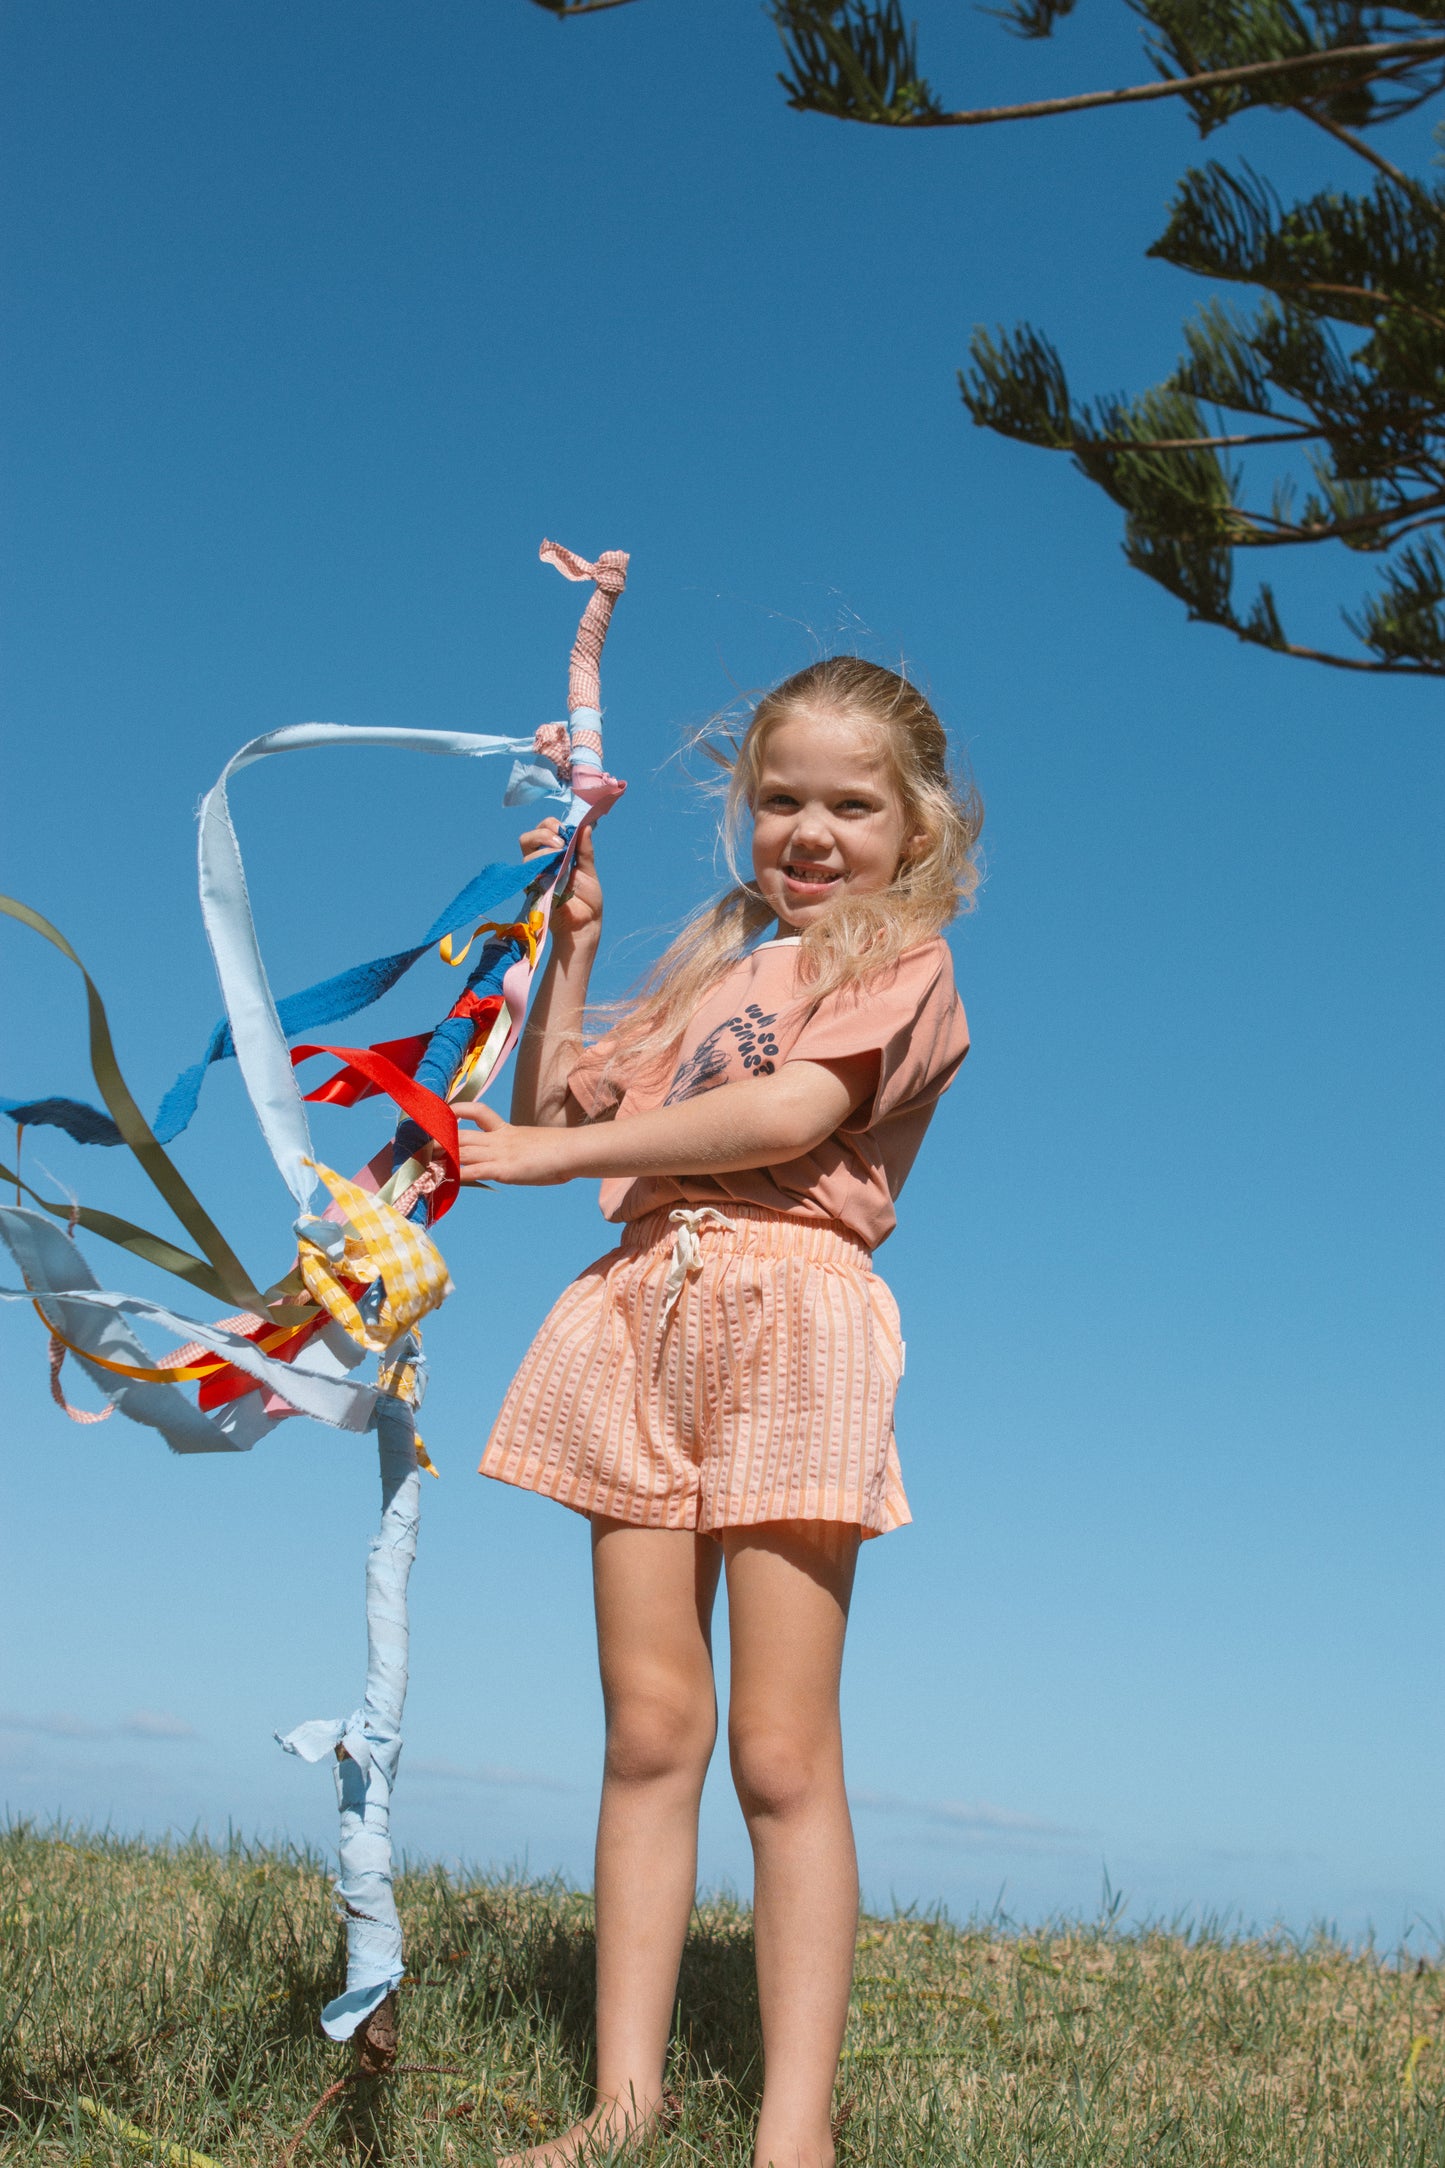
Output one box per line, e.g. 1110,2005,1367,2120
2,1824,1441,2165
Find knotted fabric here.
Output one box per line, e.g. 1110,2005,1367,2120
539,540,630,715
297,1160,453,1353
532,722,572,782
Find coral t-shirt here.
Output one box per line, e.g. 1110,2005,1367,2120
566,936,969,1249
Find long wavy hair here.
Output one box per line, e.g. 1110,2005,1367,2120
595,657,983,1075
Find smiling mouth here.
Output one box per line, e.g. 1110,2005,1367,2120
781,862,842,890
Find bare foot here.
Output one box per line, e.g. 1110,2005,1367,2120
752,2134,836,2168
496,2093,662,2168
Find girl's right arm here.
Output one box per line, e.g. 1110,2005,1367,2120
509,819,605,1130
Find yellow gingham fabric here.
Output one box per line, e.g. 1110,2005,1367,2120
298,1159,454,1354
375,1341,439,1475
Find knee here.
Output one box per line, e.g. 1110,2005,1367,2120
728,1721,838,1824
604,1686,715,1789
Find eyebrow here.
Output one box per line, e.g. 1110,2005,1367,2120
755,772,889,796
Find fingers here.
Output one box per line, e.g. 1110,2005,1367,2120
520,816,601,872
519,817,564,859
456,1102,506,1131
456,1116,566,1188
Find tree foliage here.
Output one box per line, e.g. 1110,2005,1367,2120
533,0,1445,673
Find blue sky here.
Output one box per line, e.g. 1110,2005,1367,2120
1,1,1440,1944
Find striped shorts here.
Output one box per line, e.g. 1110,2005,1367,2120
479,1202,911,1538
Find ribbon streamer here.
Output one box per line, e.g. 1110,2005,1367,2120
194,728,538,1211
0,898,266,1310
2,537,631,2053
1,850,560,1154
0,1204,373,1450
278,1397,419,2038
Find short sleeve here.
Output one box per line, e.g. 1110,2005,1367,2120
784,940,969,1132
566,1034,627,1119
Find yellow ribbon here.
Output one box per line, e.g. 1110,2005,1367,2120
32,1302,314,1384
77,2095,221,2168
439,910,544,970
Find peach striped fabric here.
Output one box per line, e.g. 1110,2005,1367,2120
479,1203,911,1538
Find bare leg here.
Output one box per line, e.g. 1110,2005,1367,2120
499,1519,721,2168
723,1521,860,2168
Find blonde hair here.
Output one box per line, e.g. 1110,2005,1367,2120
598,657,983,1072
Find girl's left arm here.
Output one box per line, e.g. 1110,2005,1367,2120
457,1056,875,1187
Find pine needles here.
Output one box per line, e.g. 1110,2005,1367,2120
768,0,1445,672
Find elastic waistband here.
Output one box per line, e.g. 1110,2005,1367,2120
619,1202,872,1271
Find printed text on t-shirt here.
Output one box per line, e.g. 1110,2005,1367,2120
663,1006,781,1104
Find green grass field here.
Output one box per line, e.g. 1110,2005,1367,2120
2,1825,1440,2166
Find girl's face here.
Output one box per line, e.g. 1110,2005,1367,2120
749,707,922,931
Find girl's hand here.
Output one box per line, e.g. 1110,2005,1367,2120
520,818,603,948
457,1102,576,1186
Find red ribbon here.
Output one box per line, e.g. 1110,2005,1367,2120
297,1033,433,1107
290,1042,462,1217
197,1306,328,1410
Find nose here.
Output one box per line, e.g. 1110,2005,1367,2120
788,805,834,853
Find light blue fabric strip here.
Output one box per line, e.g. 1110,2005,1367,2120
0,1204,377,1437
197,723,535,1211
568,704,604,772
563,705,605,824
0,1205,245,1453
504,723,572,810
277,1394,419,2037
503,758,571,809
209,1318,371,1452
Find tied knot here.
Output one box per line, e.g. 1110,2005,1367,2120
532,723,572,778
658,1207,736,1326
539,539,630,597
296,1160,453,1353
591,550,630,597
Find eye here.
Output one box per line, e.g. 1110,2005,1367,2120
758,792,799,812
835,796,878,815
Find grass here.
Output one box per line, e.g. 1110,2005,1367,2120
1,1825,1441,2166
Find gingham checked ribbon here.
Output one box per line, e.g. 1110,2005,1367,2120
297,1160,453,1353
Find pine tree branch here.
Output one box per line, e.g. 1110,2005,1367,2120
1376,508,1445,541
1298,108,1445,224
849,35,1445,128
1236,486,1445,545
1270,277,1445,333
1252,637,1441,672
1091,426,1323,449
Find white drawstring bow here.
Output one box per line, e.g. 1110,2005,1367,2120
657,1207,736,1325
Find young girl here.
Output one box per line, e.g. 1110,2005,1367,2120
459,657,982,2168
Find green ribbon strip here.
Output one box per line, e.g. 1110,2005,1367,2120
1,896,265,1310
77,2095,222,2168
0,1157,234,1304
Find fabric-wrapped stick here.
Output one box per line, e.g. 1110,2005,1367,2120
272,541,629,2061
